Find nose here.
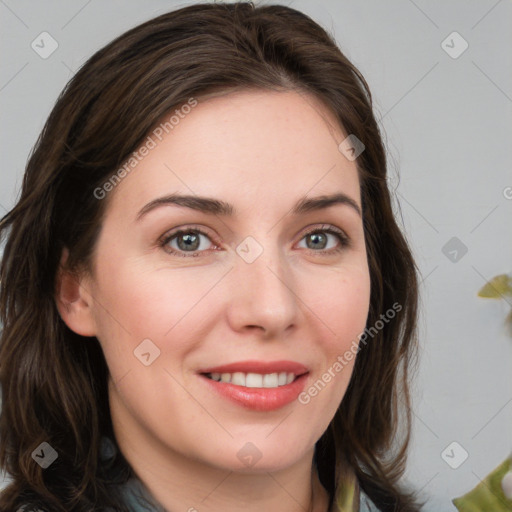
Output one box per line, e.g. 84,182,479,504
226,241,299,339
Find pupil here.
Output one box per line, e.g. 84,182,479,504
307,233,326,250
178,233,199,251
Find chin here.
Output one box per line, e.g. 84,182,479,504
202,437,313,474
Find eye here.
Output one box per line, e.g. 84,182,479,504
159,227,218,257
296,225,350,254
159,224,350,258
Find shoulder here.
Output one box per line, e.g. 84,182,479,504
117,477,166,512
358,488,384,512
332,469,384,512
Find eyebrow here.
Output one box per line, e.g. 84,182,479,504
135,192,362,221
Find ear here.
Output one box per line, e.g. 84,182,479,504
55,247,97,337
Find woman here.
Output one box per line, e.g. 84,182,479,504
0,2,421,511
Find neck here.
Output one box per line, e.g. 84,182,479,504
112,410,330,512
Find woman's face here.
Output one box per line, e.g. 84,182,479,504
73,89,371,474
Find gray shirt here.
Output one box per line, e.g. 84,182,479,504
115,476,381,512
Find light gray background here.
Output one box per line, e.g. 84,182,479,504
1,1,511,510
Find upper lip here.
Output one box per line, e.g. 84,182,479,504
198,360,309,375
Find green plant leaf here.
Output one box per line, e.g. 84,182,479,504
452,457,512,511
506,309,512,338
478,274,512,299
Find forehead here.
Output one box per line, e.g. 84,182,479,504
105,89,361,219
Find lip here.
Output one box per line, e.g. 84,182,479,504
197,360,309,375
196,360,310,412
199,372,309,411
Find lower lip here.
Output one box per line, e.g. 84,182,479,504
199,373,309,411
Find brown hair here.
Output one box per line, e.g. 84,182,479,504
0,2,421,511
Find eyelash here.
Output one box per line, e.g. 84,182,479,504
159,224,350,258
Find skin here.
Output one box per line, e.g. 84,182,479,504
56,89,371,512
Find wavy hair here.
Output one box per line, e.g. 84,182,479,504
0,2,421,511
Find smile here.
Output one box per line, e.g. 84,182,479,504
204,371,297,388
197,360,310,411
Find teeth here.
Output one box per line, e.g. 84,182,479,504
231,372,245,386
206,371,298,388
246,373,263,388
262,373,278,388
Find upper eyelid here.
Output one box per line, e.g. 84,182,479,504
160,225,218,245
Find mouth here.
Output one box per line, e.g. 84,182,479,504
202,371,301,388
196,360,310,411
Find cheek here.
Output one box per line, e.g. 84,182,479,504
299,269,370,415
306,264,371,349
90,258,226,366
